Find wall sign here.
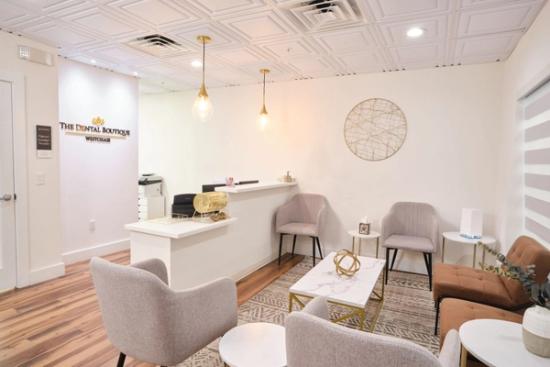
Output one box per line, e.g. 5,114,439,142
36,125,52,158
59,116,130,143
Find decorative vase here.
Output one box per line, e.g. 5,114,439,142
522,305,550,357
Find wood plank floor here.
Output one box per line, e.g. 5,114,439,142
0,251,304,367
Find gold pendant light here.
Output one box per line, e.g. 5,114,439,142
192,35,213,122
258,68,270,128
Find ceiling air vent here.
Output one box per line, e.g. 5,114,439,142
282,0,363,32
126,34,186,58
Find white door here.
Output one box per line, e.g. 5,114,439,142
0,80,16,290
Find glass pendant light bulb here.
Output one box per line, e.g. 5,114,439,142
258,68,270,128
193,84,213,122
258,104,269,128
193,35,213,122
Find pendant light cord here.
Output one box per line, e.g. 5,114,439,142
202,39,206,85
262,72,266,105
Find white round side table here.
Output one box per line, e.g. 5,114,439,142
441,231,496,268
347,230,381,258
219,322,286,367
459,319,549,367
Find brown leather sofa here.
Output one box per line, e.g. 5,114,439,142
433,235,550,334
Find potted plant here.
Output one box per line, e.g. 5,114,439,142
481,243,550,357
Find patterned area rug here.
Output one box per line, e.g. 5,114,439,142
180,257,439,366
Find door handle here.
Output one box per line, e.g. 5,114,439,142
1,194,12,201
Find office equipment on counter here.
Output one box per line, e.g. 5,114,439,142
172,194,196,218
138,173,165,221
202,180,259,192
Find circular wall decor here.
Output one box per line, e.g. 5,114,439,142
344,98,407,161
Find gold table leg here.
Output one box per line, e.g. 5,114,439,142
481,245,486,268
473,243,477,268
441,236,446,263
375,237,379,258
460,346,468,367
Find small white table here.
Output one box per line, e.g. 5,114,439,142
441,231,496,268
459,319,549,367
347,230,381,258
289,252,386,331
219,322,286,367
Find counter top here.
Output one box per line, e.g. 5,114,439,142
125,217,237,239
215,181,297,194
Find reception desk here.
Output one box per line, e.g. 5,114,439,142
126,181,297,290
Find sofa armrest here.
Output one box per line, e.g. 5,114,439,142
438,329,460,367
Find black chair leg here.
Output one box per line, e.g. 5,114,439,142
390,249,398,270
117,352,126,367
315,237,323,259
385,248,390,284
291,235,297,256
434,297,441,335
423,252,433,291
428,253,433,291
278,234,284,265
312,236,317,266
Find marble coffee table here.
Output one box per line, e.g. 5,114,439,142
288,251,386,331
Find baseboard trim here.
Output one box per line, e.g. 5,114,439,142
231,253,280,283
29,262,65,285
62,239,130,265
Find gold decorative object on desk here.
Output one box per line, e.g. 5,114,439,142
193,192,228,214
280,170,295,183
209,211,228,222
333,249,361,278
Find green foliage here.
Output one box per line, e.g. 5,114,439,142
480,242,549,309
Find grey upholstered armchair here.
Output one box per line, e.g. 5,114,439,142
275,193,327,266
381,202,439,290
286,297,460,367
90,257,238,367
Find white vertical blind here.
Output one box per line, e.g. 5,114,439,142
522,79,550,245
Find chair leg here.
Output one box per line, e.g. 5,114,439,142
423,253,433,291
428,253,433,291
117,352,126,367
291,235,297,256
315,237,323,259
278,234,284,265
385,248,390,284
312,236,316,266
434,297,441,335
390,249,398,270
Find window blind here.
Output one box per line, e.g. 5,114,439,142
522,79,550,245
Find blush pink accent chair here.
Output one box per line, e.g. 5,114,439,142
276,193,327,266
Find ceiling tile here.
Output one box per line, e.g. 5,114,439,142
313,27,374,54
365,0,450,21
72,11,136,36
119,0,193,26
222,11,296,41
454,31,522,61
192,0,267,17
458,2,543,36
378,15,448,46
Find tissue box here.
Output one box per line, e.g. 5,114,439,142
460,208,483,239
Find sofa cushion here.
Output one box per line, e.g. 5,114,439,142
502,236,550,306
433,263,516,308
383,234,435,253
277,222,318,237
439,298,522,347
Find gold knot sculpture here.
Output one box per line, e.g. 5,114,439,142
333,249,361,278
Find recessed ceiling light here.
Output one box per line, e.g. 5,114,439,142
133,71,139,76
191,59,202,68
406,27,424,38
90,59,96,64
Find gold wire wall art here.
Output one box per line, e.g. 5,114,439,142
344,98,407,161
333,249,361,278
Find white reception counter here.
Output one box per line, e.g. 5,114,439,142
126,181,297,290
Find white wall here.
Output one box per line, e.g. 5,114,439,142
495,1,550,251
140,63,503,273
0,32,63,285
58,59,139,264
